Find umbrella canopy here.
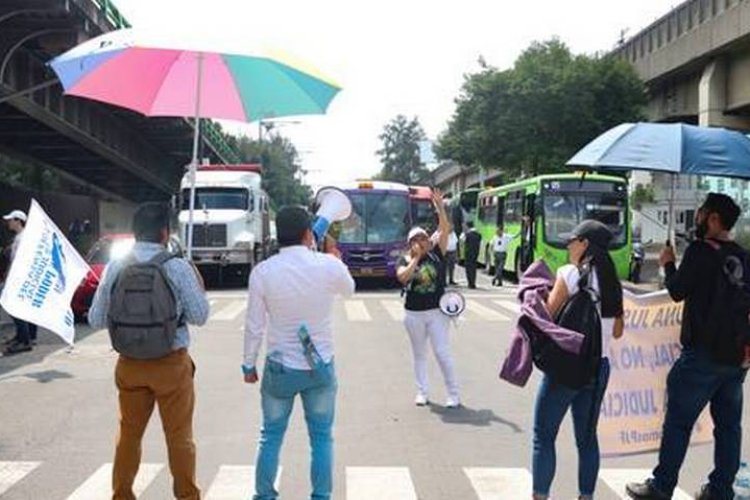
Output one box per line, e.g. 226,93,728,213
48,28,341,122
567,122,750,179
48,28,341,259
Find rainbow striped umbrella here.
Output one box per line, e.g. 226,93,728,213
49,28,341,257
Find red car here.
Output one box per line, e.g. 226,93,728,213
71,233,184,321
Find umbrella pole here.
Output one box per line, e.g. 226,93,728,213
667,173,676,246
186,52,204,261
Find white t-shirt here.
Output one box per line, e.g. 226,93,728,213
491,234,513,253
430,231,459,252
556,264,614,339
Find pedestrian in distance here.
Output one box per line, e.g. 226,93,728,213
2,209,39,355
445,227,459,286
490,225,515,287
463,220,481,289
533,220,624,500
88,202,209,500
397,189,461,408
243,206,355,500
627,193,749,500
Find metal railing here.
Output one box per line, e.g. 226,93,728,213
91,0,131,29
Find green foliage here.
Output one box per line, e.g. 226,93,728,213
631,183,655,210
235,135,311,209
375,115,432,184
435,39,647,179
0,154,62,191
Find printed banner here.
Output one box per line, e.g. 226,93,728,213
599,289,713,456
0,200,90,344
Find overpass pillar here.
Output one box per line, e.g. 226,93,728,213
699,59,750,130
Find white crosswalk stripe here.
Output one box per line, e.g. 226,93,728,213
210,300,246,321
0,461,40,496
205,465,282,499
344,300,373,322
346,467,417,499
66,462,163,500
598,469,692,500
492,300,520,314
465,300,510,321
464,467,532,499
380,299,405,321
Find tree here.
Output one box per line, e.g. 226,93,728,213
435,39,647,180
236,135,311,209
375,115,431,184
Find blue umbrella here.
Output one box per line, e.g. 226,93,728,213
567,122,750,240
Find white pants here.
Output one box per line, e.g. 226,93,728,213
403,309,460,400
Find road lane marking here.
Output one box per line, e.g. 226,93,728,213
464,467,532,499
211,300,246,321
598,469,691,499
492,300,520,314
346,467,417,499
465,300,510,321
66,462,163,500
0,461,40,496
205,465,281,499
344,300,373,322
380,300,405,321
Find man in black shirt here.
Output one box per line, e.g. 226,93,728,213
627,193,748,500
463,221,481,289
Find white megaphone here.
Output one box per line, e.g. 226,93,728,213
312,187,353,244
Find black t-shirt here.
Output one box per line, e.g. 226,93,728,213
665,239,745,353
465,230,481,260
399,247,446,311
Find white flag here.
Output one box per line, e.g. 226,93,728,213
0,199,90,344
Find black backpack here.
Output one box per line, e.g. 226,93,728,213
107,252,180,360
706,241,750,367
529,263,603,389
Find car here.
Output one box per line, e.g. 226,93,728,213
71,233,184,321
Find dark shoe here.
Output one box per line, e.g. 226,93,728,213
625,480,670,499
468,285,477,289
694,484,720,500
2,336,18,346
4,341,32,355
449,281,458,285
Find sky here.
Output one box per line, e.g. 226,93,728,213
115,0,679,191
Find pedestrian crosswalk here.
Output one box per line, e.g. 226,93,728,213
0,461,693,499
207,293,522,324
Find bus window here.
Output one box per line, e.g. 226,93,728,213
479,197,497,226
496,197,505,226
543,190,627,248
504,191,524,224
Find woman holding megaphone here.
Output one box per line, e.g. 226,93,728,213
397,189,461,408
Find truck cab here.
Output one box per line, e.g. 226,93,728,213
178,164,271,279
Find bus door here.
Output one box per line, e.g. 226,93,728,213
519,193,537,272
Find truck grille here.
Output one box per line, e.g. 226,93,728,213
189,224,227,248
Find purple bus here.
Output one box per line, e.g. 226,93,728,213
330,181,410,279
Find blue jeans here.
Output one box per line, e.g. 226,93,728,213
532,375,600,496
254,359,337,500
651,348,746,499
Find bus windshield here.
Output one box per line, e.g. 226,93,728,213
411,200,436,232
543,190,627,248
181,188,249,210
338,192,410,244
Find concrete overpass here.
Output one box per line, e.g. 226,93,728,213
0,0,240,203
613,0,750,130
431,161,504,198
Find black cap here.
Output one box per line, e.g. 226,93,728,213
276,206,312,247
560,220,613,249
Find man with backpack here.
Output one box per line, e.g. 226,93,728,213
627,193,749,500
88,202,209,500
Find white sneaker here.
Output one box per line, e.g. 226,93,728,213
445,397,461,408
414,394,429,406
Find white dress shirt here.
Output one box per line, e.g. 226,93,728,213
244,245,355,370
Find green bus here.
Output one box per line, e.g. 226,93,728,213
472,173,631,279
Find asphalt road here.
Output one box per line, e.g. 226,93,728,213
0,268,748,499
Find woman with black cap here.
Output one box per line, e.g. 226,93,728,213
532,219,624,500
